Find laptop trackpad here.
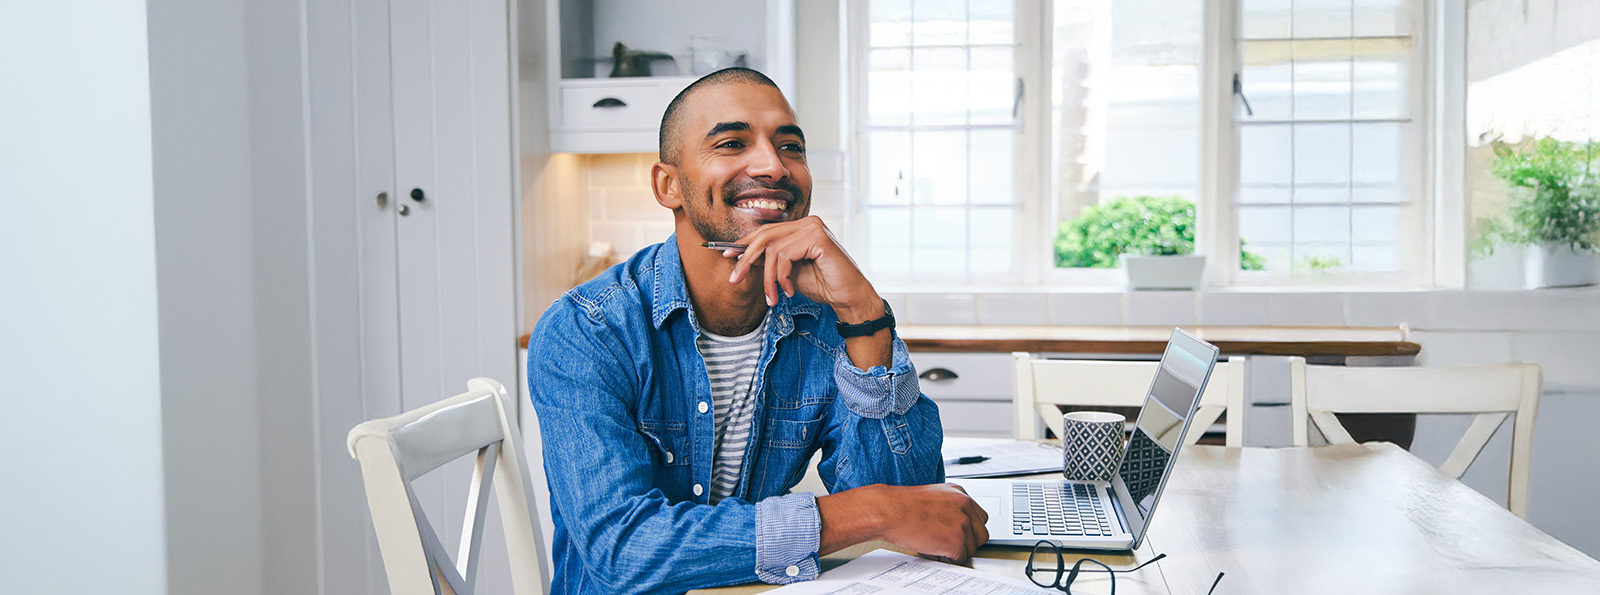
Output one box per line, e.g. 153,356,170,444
975,496,1002,517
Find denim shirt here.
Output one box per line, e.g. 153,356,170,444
529,237,944,595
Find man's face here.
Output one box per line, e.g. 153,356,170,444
672,83,811,243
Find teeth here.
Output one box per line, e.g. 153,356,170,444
738,199,786,211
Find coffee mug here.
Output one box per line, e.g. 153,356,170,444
1062,411,1126,482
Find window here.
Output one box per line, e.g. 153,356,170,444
849,0,1432,287
853,0,1024,283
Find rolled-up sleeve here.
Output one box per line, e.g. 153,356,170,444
754,492,821,583
833,334,920,419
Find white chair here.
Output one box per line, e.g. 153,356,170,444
1287,357,1543,518
1012,353,1246,447
347,378,549,595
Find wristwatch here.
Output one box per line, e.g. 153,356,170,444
836,299,895,338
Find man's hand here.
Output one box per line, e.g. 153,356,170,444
726,216,877,319
817,483,991,564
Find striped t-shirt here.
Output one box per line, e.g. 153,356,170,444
696,314,769,503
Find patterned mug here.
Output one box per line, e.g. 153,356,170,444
1062,411,1126,482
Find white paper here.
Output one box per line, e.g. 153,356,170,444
764,550,1056,595
942,437,1062,478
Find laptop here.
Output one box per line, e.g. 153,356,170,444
952,328,1219,550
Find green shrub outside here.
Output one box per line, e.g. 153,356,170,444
1477,137,1600,255
1053,195,1267,270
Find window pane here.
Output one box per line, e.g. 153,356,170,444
969,46,1015,125
1294,206,1351,244
870,0,913,47
1352,205,1401,243
868,131,911,205
911,130,968,205
1293,123,1352,188
1292,41,1354,119
868,49,912,126
969,208,1014,274
1352,52,1407,119
913,0,968,46
1239,206,1292,243
1240,124,1292,186
911,47,968,126
1352,0,1411,38
1241,0,1292,40
1351,122,1401,202
969,128,1014,204
969,0,1014,45
1293,0,1353,39
1241,61,1293,120
913,209,970,276
1351,244,1399,271
868,208,911,273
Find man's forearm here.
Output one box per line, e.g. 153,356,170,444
836,296,891,371
816,485,885,555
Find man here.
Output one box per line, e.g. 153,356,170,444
529,68,988,595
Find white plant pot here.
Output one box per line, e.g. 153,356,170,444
1525,243,1600,288
1121,254,1206,290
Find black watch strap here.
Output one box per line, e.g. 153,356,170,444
836,299,895,338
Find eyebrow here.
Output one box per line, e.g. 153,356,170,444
777,124,806,142
705,121,750,137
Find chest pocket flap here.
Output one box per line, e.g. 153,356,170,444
639,421,689,467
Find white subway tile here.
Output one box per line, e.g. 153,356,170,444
906,293,978,325
1124,292,1196,327
1408,331,1514,366
1267,292,1346,326
1049,292,1124,326
1345,291,1432,328
1511,332,1600,390
589,190,607,221
590,223,647,259
808,150,847,184
1422,290,1600,332
1196,292,1270,326
881,293,909,325
605,188,668,222
808,184,848,222
640,223,675,247
586,153,648,187
977,293,1050,326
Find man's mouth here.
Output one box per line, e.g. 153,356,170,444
732,191,791,221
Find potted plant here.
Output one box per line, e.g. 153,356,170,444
1054,195,1266,289
1481,137,1600,288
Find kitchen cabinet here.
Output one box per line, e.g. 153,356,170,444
545,0,796,153
304,0,518,592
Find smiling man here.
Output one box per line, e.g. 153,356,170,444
528,68,989,594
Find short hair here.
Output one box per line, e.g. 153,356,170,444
658,67,781,165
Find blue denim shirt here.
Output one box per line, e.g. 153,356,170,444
529,237,944,595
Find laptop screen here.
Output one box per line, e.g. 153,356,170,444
1113,329,1218,545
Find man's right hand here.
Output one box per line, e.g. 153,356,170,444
817,483,990,563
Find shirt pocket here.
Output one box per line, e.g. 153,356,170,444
767,416,824,450
638,420,689,467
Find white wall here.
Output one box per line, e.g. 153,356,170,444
0,2,169,593
145,1,266,594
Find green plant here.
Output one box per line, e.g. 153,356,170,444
1052,195,1267,270
1298,255,1344,272
1481,137,1600,254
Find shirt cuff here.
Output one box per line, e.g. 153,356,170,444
833,335,920,419
754,492,821,584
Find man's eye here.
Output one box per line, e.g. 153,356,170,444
782,143,805,153
716,139,744,149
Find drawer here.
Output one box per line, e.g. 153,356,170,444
934,400,1014,439
559,82,666,130
910,352,1014,402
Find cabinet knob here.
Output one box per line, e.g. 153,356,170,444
376,191,389,209
410,188,425,202
397,204,411,216
919,368,959,382
592,97,627,108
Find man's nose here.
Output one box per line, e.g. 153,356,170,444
745,142,788,181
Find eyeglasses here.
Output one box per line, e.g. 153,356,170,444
1024,541,1224,595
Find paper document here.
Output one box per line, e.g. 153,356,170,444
942,437,1062,478
765,550,1054,594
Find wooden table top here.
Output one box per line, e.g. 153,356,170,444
521,325,1420,357
694,444,1600,594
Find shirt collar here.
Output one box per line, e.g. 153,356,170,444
650,234,826,331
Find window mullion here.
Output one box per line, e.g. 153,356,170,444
1200,0,1242,285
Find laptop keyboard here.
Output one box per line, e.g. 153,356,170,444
1011,482,1114,537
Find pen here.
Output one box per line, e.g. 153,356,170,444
943,455,989,466
700,241,748,252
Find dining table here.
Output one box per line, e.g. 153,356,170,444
692,442,1600,594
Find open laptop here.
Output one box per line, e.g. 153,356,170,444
952,328,1219,550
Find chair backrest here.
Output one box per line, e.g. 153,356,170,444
347,378,549,595
1012,353,1245,447
1287,357,1543,518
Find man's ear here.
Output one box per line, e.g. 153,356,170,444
650,162,682,209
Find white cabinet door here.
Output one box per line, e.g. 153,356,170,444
389,0,520,592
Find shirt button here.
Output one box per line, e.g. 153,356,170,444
693,483,704,496
785,565,800,577
664,451,674,464
698,401,709,414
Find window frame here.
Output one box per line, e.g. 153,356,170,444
846,0,1444,290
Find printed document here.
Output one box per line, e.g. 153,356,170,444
942,437,1062,478
763,550,1055,595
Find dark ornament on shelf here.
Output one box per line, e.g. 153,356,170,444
610,42,675,77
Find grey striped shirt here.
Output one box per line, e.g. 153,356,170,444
696,315,768,503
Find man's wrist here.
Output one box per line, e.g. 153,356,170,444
834,294,886,325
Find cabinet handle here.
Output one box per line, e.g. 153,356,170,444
919,368,959,382
410,188,426,202
376,191,389,209
592,97,628,108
